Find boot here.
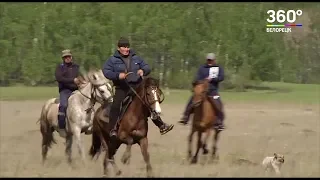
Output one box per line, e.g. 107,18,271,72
84,126,93,135
209,96,226,131
151,115,174,135
109,119,120,138
57,113,67,138
214,109,226,131
178,104,193,125
109,125,118,138
58,113,66,129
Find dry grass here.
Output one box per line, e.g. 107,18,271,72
0,100,319,177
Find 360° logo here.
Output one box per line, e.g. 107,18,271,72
267,10,303,23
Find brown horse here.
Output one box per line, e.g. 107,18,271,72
89,76,164,177
188,79,222,164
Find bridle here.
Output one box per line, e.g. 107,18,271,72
78,80,114,112
192,81,208,107
123,72,164,116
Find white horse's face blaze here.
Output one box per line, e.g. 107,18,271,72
149,88,161,114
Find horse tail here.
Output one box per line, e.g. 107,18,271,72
39,99,57,149
89,127,102,159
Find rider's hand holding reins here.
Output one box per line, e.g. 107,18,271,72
119,73,127,80
119,70,144,80
137,69,144,77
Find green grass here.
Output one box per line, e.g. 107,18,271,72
0,82,319,104
0,86,58,101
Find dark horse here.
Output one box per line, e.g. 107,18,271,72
188,79,222,164
89,76,164,177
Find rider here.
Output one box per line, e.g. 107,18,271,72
55,49,80,136
178,53,226,131
102,37,174,138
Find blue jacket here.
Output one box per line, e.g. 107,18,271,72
194,64,224,96
102,50,151,89
55,62,80,92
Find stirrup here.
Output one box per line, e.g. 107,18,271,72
109,129,117,136
84,127,93,135
178,120,187,125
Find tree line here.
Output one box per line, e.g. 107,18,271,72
0,2,319,90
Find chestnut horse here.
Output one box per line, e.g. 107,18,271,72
188,79,222,164
89,76,164,177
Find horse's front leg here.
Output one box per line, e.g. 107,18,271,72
210,129,221,163
202,128,211,155
73,126,86,164
191,131,202,164
188,129,195,160
107,140,122,177
139,137,153,177
65,133,73,164
121,137,133,165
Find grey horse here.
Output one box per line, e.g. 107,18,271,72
38,69,114,164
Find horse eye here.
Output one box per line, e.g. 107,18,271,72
100,90,105,93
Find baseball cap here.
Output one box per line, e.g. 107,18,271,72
62,49,72,58
206,53,216,60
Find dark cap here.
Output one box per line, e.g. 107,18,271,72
117,37,130,48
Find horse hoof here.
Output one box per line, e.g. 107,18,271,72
121,155,131,165
116,170,122,176
191,158,197,164
203,148,209,155
147,172,154,178
209,156,219,164
187,152,192,160
67,159,72,165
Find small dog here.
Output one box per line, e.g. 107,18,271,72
262,153,285,175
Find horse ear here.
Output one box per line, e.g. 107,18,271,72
77,75,86,84
92,74,97,80
192,80,197,87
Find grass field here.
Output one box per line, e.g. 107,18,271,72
0,82,319,177
1,82,319,104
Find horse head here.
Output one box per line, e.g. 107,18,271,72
83,68,114,104
192,79,210,107
136,77,164,116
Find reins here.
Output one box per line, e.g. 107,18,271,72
78,80,112,113
123,72,158,116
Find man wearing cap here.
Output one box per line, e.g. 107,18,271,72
102,37,174,138
55,49,80,137
178,53,226,131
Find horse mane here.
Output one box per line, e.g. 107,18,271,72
192,79,210,86
78,68,113,85
192,79,210,92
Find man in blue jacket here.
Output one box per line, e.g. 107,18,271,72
55,49,81,137
178,53,226,131
102,37,174,138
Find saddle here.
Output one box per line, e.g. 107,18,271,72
117,95,134,122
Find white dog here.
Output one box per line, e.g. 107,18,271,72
262,153,285,175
